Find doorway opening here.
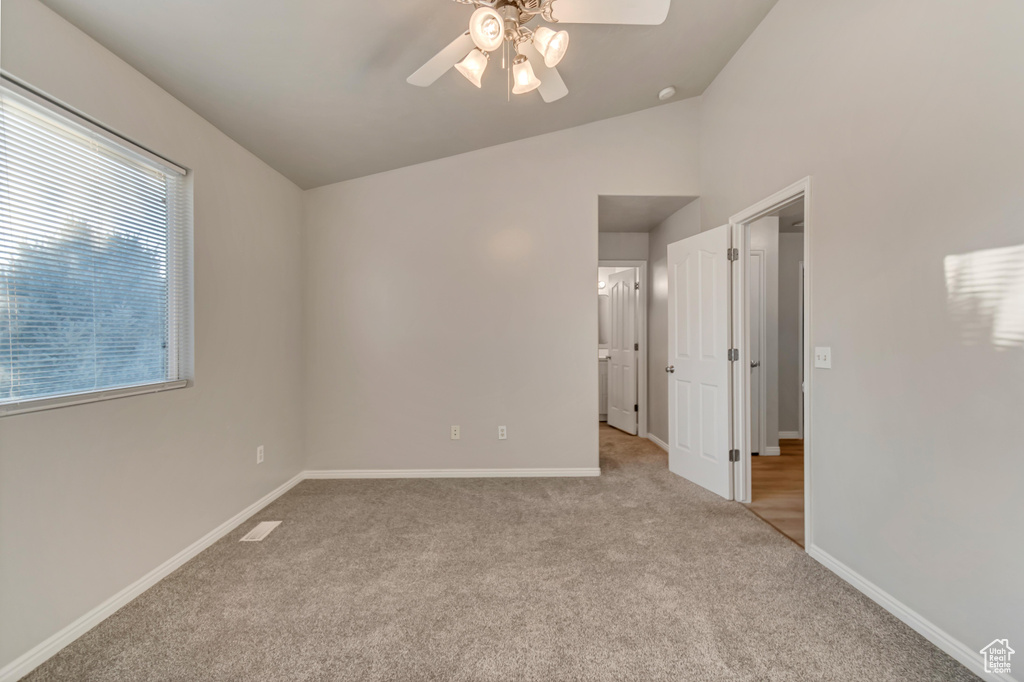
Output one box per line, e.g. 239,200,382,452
729,179,812,549
658,179,812,548
598,261,647,438
596,193,698,467
742,198,806,546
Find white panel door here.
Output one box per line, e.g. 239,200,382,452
607,269,638,435
598,359,609,421
749,250,764,455
667,225,733,499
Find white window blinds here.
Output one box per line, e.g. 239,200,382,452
0,81,192,414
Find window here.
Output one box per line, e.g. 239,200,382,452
0,80,192,415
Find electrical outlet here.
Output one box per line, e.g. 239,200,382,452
256,446,264,464
498,425,507,440
814,347,832,369
450,425,460,440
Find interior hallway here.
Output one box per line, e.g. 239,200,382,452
745,438,805,546
26,427,973,681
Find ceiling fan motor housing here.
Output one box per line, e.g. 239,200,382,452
498,3,524,30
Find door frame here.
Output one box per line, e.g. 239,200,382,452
748,248,768,457
598,260,648,438
798,261,805,440
728,177,813,548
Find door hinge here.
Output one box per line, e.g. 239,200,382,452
729,449,740,462
635,404,639,412
728,248,739,261
728,348,739,361
634,343,639,351
635,281,640,290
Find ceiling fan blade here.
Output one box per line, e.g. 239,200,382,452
521,43,569,103
407,32,475,87
551,0,670,25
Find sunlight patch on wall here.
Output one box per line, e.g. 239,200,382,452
944,244,1024,350
486,228,534,263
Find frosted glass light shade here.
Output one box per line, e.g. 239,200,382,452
469,7,505,52
455,49,488,88
512,57,541,94
533,26,569,67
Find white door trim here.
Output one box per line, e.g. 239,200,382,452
728,177,813,548
798,260,805,440
598,260,648,438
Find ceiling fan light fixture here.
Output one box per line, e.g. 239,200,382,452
455,49,488,88
469,7,505,53
511,55,542,94
532,26,570,67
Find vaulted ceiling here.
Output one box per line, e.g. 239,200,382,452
599,196,697,233
39,0,777,189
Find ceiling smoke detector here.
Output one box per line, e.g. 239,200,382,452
658,86,677,101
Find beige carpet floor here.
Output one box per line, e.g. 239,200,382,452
25,425,976,681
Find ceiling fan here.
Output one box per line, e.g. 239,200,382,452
407,0,671,102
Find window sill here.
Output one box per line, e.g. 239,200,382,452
0,380,191,418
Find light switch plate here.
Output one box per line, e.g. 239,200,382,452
450,425,460,440
814,347,832,369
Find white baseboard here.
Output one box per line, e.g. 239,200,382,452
647,433,669,452
0,473,304,682
763,446,781,457
779,431,801,439
808,544,1014,681
305,468,601,479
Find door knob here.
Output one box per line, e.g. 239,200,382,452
751,361,761,368
666,365,675,373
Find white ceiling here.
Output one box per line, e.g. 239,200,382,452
774,198,805,233
599,195,697,232
38,0,777,189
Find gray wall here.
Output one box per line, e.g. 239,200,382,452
303,103,701,472
0,0,306,668
778,234,803,434
700,0,1024,657
598,232,649,261
646,200,701,444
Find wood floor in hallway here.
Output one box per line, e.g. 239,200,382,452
744,439,805,546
